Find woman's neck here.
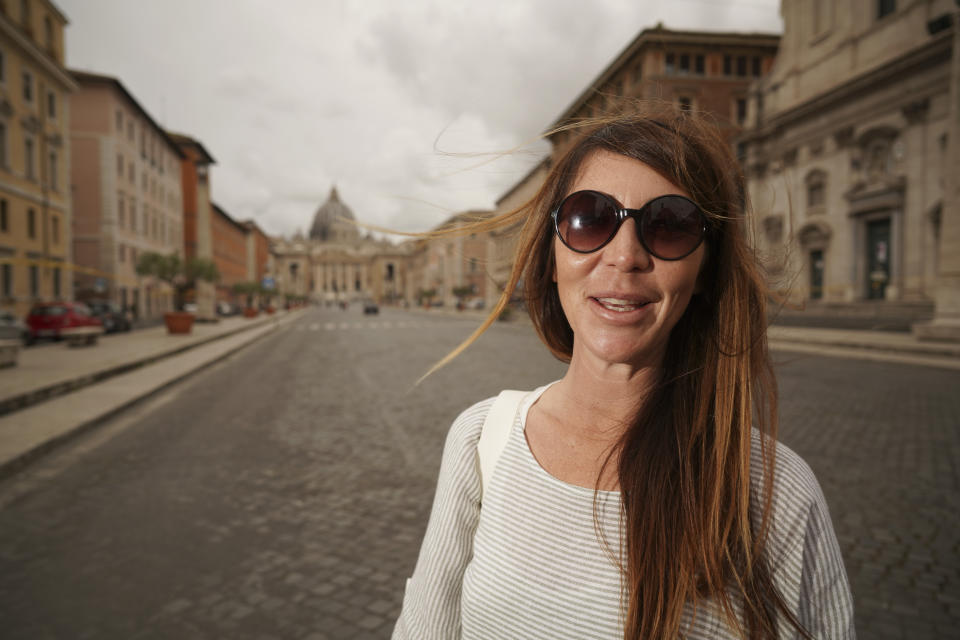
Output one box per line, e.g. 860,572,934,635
550,354,661,441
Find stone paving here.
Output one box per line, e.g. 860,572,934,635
0,307,956,638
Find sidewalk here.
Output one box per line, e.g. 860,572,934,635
0,309,304,479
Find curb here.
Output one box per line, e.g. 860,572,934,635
0,310,304,481
0,312,292,418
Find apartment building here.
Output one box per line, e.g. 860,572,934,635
211,202,246,305
168,131,217,319
70,71,185,321
549,25,780,157
0,0,75,318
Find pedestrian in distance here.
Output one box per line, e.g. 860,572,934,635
393,104,855,639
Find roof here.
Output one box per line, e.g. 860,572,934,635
211,203,249,233
69,70,187,159
549,24,781,129
309,186,357,240
166,131,216,165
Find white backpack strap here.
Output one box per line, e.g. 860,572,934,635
477,390,527,500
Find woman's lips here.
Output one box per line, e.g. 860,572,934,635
591,296,651,313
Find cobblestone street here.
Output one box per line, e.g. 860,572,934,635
0,307,957,639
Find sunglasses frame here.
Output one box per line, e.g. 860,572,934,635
551,190,708,261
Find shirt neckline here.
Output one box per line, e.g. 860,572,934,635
517,381,621,498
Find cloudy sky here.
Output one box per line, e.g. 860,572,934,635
58,0,782,240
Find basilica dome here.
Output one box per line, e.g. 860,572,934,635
309,187,358,243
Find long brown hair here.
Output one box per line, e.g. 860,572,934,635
427,104,808,638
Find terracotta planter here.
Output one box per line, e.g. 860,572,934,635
164,311,195,334
266,306,276,315
243,307,258,318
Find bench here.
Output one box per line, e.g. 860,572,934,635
61,326,104,347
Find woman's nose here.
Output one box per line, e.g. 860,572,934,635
601,218,652,271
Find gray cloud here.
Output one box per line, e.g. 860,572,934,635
59,0,781,239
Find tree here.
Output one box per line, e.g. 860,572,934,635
135,252,220,312
232,281,259,309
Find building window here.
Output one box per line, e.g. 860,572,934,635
633,61,643,83
128,161,134,182
130,199,136,233
723,55,732,75
117,153,123,176
679,53,690,73
118,244,125,263
752,57,762,77
735,98,748,124
44,15,53,50
1,264,11,298
127,120,134,141
29,265,38,297
877,0,895,19
22,70,32,102
24,136,35,179
20,0,29,28
0,198,7,231
53,266,60,298
736,56,747,77
116,110,122,131
0,48,5,83
0,121,7,167
118,194,125,228
27,207,35,238
665,53,675,74
806,170,827,209
695,54,705,75
51,214,58,244
46,90,56,119
48,150,56,189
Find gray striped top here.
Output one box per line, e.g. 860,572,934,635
393,385,855,639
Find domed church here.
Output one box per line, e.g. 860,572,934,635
271,187,411,304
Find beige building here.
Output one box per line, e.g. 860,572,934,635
741,0,957,329
271,187,411,305
0,0,75,318
69,71,185,321
405,210,492,308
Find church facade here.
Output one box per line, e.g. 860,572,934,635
270,188,411,304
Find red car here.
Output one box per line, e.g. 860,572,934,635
25,302,103,345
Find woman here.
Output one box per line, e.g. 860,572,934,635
394,108,854,639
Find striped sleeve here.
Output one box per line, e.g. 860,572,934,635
795,469,856,639
392,398,492,640
761,440,856,639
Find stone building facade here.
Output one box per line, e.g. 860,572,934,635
69,71,185,321
741,0,956,318
271,187,411,304
211,202,247,305
0,0,75,318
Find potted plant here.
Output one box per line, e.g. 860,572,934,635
233,282,260,318
136,252,220,334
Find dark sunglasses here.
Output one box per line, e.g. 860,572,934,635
552,190,708,260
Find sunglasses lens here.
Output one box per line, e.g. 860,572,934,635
555,191,618,252
641,196,704,259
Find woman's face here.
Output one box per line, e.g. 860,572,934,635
553,149,707,371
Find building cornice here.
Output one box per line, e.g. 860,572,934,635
743,32,952,145
0,16,77,91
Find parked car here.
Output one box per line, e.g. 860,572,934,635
363,300,379,315
216,301,239,317
25,302,102,345
85,299,132,333
0,310,29,344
